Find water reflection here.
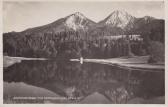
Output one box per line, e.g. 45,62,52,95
3,60,164,103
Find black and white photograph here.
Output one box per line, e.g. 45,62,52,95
2,0,165,104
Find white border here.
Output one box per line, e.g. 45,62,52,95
0,0,167,107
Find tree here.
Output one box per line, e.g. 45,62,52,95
148,41,164,63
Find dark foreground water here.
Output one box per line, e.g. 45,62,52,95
3,60,165,104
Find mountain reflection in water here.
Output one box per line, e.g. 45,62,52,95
3,60,164,104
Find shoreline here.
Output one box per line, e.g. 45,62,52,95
70,56,164,70
3,56,164,70
3,56,47,68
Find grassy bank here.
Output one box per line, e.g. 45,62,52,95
70,56,164,70
3,56,47,68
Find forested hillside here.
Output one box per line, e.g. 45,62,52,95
3,31,145,59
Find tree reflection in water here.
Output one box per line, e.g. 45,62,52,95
3,60,164,103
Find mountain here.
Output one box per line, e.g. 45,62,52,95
89,10,164,38
4,10,164,41
99,10,135,29
130,16,165,42
21,12,96,35
64,12,96,31
89,10,136,36
132,16,155,30
7,10,163,38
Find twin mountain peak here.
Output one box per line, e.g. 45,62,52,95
63,10,137,30
21,10,162,35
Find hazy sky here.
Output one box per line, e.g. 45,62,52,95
3,1,164,33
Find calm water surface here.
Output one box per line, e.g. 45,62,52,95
3,60,165,104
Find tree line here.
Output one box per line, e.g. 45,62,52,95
3,29,164,62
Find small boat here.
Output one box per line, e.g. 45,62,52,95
80,57,83,64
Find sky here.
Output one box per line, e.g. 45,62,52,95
3,1,164,33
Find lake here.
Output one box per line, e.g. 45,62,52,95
3,60,165,104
